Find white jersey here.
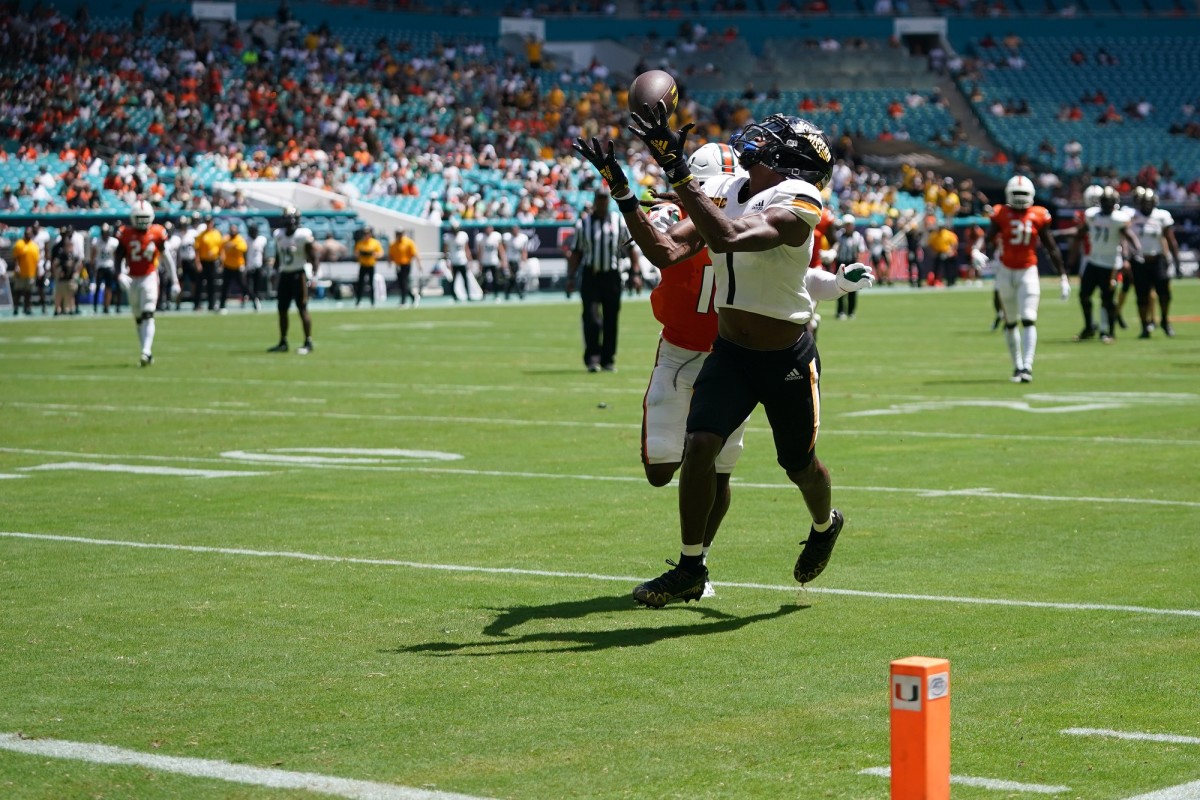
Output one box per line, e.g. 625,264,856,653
1130,208,1174,257
702,174,822,325
247,234,268,269
163,233,181,271
1084,207,1132,268
444,230,470,266
91,236,120,270
864,225,892,255
478,230,503,266
179,228,197,261
274,227,315,273
504,231,529,264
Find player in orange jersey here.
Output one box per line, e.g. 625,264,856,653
115,200,179,366
986,176,1066,383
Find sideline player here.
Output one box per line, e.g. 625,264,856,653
1129,187,1182,338
267,207,318,354
90,223,122,314
115,200,179,366
576,112,874,606
1068,187,1140,343
986,175,1067,383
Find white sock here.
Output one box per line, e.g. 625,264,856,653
137,320,147,352
701,546,710,564
681,542,704,557
813,516,833,533
1004,326,1021,370
1020,325,1037,372
142,318,155,355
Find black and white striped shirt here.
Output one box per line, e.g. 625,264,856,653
572,210,630,274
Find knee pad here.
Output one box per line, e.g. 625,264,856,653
1020,319,1035,328
1005,322,1018,330
141,312,155,323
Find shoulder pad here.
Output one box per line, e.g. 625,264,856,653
764,178,823,225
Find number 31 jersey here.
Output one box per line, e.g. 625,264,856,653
990,204,1052,270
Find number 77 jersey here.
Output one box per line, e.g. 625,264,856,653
991,204,1052,270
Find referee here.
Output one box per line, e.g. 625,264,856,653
566,187,638,372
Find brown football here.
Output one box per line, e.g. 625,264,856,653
628,70,679,116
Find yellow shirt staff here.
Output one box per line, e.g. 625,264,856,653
355,236,384,267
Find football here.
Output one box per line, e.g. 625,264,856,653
628,70,679,117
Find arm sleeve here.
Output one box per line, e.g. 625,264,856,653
805,266,843,300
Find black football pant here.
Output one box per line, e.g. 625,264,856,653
580,269,622,369
196,259,219,311
1079,265,1118,335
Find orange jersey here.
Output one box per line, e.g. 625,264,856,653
649,249,718,353
118,224,169,277
809,207,836,268
991,204,1052,269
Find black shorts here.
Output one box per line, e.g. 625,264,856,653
277,271,308,310
1132,254,1168,297
94,266,117,288
687,332,822,472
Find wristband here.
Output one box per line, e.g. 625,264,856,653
665,163,692,186
612,186,639,214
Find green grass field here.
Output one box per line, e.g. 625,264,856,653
2,281,1198,800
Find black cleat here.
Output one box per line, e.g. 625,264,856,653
1010,369,1024,383
1019,369,1033,383
1162,322,1175,338
633,560,708,608
267,342,288,352
795,509,845,585
1116,313,1128,330
1074,327,1096,341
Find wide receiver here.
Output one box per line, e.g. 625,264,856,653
115,200,179,366
639,142,873,598
986,175,1067,383
576,112,874,606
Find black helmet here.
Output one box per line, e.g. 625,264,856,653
729,114,833,189
1099,186,1119,215
1135,186,1157,215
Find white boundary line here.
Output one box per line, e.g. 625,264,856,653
3,532,1198,619
859,766,1070,794
20,462,269,479
1062,728,1200,745
0,733,491,800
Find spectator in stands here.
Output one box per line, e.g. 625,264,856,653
1070,48,1086,66
320,233,348,263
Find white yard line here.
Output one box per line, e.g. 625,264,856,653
1120,782,1200,800
1062,728,1200,745
19,462,270,479
859,766,1070,793
4,446,1196,509
3,399,1199,448
2,532,1198,619
0,733,491,800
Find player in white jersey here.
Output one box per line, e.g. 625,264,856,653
502,225,530,300
1068,187,1141,343
157,220,180,311
862,217,894,286
244,222,267,312
175,215,199,310
267,207,318,354
1129,187,1182,338
475,224,505,299
576,111,874,606
89,223,122,314
442,219,474,302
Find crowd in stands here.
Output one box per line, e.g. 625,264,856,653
1,3,1199,234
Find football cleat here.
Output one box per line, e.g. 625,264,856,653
633,560,709,608
296,340,314,355
1074,327,1096,341
1020,369,1033,383
267,342,288,352
1100,333,1115,344
795,509,844,585
1010,369,1024,383
1161,322,1175,338
139,353,153,367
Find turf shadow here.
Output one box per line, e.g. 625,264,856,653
384,594,809,655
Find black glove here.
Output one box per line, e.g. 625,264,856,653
628,101,695,186
573,138,628,192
